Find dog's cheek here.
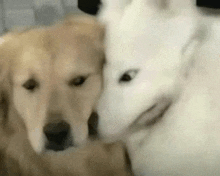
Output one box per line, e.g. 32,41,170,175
72,123,89,146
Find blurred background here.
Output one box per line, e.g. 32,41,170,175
0,0,219,35
0,0,83,35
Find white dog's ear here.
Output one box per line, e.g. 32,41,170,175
133,0,168,9
100,0,130,11
168,0,197,11
180,25,207,77
98,0,131,24
148,0,196,9
129,0,196,12
62,15,105,51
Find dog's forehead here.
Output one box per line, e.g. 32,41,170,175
54,53,99,79
11,25,103,83
12,45,52,83
49,24,104,74
53,41,103,78
105,13,196,69
12,46,99,83
106,31,172,69
120,14,195,44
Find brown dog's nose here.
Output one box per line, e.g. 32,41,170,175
43,121,72,151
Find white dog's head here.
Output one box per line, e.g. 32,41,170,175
97,0,202,140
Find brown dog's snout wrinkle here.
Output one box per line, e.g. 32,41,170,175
47,112,64,122
47,90,64,114
44,120,73,151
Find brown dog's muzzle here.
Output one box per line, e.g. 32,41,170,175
43,120,73,152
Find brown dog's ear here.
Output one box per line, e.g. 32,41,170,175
0,33,16,83
63,14,105,50
0,43,7,124
0,35,13,124
0,37,11,153
0,34,25,152
93,22,105,51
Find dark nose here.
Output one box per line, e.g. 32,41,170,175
43,121,72,151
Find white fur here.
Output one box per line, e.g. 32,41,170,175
97,0,220,175
97,0,200,139
98,0,130,24
29,127,46,153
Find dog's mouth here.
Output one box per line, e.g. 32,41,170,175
43,112,99,152
131,100,172,131
45,133,74,152
45,137,74,152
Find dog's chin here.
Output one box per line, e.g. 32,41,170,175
43,137,89,154
99,135,119,143
98,126,128,144
31,141,75,154
45,142,74,152
44,145,76,156
29,134,77,154
43,140,90,156
131,101,172,132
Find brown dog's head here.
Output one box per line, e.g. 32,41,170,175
0,15,104,153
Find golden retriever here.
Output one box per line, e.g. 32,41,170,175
0,15,104,153
0,15,132,175
4,131,131,176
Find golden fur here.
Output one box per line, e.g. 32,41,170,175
4,132,131,176
0,15,132,175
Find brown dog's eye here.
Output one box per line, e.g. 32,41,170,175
23,79,38,91
69,76,87,87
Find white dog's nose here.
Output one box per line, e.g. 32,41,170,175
43,120,73,151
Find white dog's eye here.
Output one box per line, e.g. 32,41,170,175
22,79,38,91
119,69,139,83
69,76,87,87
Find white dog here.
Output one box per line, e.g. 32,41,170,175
97,0,220,175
